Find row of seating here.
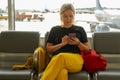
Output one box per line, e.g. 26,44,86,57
0,31,120,80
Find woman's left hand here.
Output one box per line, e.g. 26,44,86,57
68,37,80,46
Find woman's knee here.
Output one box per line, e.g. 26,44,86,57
60,68,68,75
56,69,68,80
55,53,67,59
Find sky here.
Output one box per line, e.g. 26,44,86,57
14,0,96,10
0,0,120,10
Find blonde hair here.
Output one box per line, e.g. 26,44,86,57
60,3,75,15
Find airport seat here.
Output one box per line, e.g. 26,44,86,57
93,32,120,80
0,31,40,80
36,32,90,80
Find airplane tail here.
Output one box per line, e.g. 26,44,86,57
96,0,103,10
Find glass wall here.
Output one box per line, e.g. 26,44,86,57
14,0,96,37
1,0,120,37
0,0,8,31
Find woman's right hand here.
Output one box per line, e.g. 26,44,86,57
61,35,69,45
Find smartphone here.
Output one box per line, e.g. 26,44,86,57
68,33,76,39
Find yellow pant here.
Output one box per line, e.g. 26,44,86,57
41,52,84,80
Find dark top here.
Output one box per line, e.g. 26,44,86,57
47,25,88,55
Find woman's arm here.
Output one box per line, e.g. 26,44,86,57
68,38,90,51
46,42,64,54
46,35,69,54
77,41,90,51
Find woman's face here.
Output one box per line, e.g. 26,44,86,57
61,9,74,28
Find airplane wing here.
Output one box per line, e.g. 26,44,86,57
76,20,99,24
76,19,112,25
75,19,111,32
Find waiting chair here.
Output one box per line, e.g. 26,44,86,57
93,32,120,80
0,31,40,80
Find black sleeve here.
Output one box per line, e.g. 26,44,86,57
77,26,88,43
78,27,88,43
47,27,56,43
47,26,61,44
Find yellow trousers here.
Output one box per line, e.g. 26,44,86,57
40,52,84,80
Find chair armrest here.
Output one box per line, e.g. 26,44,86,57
33,47,47,73
33,49,39,72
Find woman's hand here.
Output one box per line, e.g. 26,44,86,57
68,37,80,46
61,35,69,45
68,37,90,51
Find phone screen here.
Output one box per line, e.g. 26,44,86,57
68,33,76,39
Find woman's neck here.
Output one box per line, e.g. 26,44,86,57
61,24,73,28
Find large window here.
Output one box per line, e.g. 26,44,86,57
1,0,120,37
14,0,96,37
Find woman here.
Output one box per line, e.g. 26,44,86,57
40,3,90,80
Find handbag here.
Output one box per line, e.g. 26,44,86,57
81,49,107,73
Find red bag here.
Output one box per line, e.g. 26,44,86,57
81,49,107,73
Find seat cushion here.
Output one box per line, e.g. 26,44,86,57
0,69,34,80
0,52,32,69
68,71,89,80
96,69,120,80
38,71,89,80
